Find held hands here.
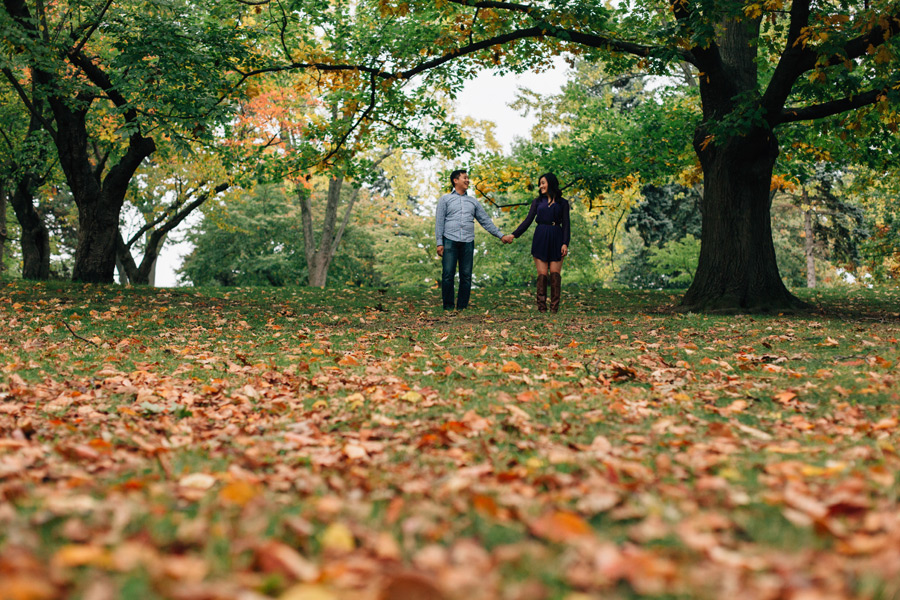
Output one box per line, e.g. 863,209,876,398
501,234,514,244
437,245,444,257
561,244,568,257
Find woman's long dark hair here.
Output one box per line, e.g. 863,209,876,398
539,172,561,204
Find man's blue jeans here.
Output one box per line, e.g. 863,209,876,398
441,237,474,310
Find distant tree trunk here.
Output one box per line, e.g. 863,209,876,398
0,183,6,275
147,246,158,287
802,188,816,288
300,174,359,288
8,175,51,280
116,183,226,285
297,150,391,288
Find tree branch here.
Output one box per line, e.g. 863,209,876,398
329,148,393,256
761,0,812,118
830,12,900,65
777,84,894,124
70,0,114,57
1,69,58,139
66,50,136,120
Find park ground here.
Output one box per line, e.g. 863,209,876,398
1,281,899,600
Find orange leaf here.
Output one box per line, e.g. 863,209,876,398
0,576,58,600
516,390,538,402
529,511,593,543
219,480,261,506
472,494,500,518
501,361,522,373
773,391,797,404
52,544,111,568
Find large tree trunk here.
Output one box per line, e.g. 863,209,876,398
8,175,51,280
681,126,800,311
678,15,802,312
72,193,123,283
47,99,155,283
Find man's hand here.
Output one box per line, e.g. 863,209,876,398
561,244,568,257
501,234,514,244
437,245,444,257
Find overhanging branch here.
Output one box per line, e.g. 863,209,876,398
777,84,894,124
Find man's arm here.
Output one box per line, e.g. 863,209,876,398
435,195,447,251
473,200,504,239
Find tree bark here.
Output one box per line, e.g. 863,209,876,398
116,183,226,285
8,174,51,280
46,96,155,283
681,125,801,311
0,183,6,275
677,14,803,312
303,174,346,288
802,188,816,288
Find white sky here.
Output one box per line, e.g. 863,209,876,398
152,61,569,287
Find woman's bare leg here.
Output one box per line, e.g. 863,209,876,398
534,259,549,312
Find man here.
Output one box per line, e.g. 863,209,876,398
435,169,514,310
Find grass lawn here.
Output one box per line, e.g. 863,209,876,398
1,280,899,599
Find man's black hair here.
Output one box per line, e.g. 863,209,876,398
450,169,467,191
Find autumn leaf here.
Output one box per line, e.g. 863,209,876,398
529,511,594,543
320,523,355,553
501,360,523,373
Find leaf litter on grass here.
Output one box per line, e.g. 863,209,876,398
1,281,900,599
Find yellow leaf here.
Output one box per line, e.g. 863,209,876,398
279,584,338,600
53,544,112,568
401,391,423,403
320,523,355,553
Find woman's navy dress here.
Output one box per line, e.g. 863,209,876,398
512,196,571,262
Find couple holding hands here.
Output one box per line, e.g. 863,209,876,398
435,169,571,313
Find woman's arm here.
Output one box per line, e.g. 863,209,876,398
562,199,571,247
512,197,539,238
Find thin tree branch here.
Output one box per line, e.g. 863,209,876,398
328,147,394,255
1,69,58,138
70,0,114,57
61,321,99,346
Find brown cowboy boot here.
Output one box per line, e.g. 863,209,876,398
549,272,561,313
536,274,548,312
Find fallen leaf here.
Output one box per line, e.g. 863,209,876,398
529,511,593,543
501,361,522,373
320,523,355,553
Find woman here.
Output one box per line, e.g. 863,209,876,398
510,172,570,313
